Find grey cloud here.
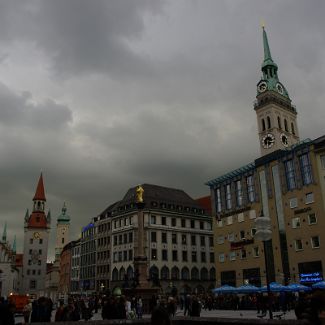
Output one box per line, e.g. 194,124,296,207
0,1,325,259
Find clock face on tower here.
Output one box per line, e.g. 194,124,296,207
276,83,284,95
280,133,289,147
61,227,67,234
262,133,275,149
33,232,41,239
257,81,267,93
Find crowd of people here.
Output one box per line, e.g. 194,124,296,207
0,290,325,324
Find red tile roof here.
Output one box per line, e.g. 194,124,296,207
33,173,46,202
196,195,212,215
27,212,48,228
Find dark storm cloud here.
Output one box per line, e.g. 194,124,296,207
0,0,165,78
0,0,324,258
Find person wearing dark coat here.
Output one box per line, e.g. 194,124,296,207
0,302,15,325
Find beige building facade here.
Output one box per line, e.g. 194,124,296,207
207,28,325,288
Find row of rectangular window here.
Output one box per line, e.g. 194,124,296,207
291,213,317,228
26,269,41,275
97,222,111,233
289,193,314,209
216,210,257,228
97,265,109,275
97,250,110,261
215,175,255,213
150,232,213,246
80,266,95,278
217,229,256,245
219,247,260,262
98,236,110,247
294,236,320,250
284,154,313,190
153,249,214,263
113,217,133,229
113,232,133,246
113,250,133,263
150,216,211,230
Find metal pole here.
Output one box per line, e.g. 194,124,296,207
263,240,273,319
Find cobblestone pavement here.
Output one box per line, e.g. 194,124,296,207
15,308,296,323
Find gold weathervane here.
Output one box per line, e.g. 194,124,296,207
261,19,265,29
136,185,144,203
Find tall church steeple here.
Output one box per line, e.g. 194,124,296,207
255,26,300,156
33,173,46,212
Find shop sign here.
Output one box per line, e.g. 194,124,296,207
300,272,323,283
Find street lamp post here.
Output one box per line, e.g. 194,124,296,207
254,212,273,320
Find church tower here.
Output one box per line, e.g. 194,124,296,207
255,26,300,156
22,173,51,295
55,203,70,261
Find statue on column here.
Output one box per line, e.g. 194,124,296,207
136,185,144,203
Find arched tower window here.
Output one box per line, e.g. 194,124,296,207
284,119,288,132
277,116,282,129
291,123,295,135
262,119,266,131
267,116,271,129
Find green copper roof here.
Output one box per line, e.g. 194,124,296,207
57,202,70,223
257,27,290,100
262,27,277,69
2,222,7,242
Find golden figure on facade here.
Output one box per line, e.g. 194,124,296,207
136,185,144,203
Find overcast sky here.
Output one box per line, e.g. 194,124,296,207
0,0,324,260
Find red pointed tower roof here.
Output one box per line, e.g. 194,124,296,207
33,173,46,201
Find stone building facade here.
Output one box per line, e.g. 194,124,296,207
22,174,50,296
95,184,215,295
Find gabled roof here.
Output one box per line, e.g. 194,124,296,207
33,173,46,201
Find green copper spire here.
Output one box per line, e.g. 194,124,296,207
257,26,290,100
12,235,16,253
57,202,70,224
24,209,29,223
262,27,277,70
2,222,7,242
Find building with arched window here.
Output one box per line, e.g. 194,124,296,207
91,183,215,294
